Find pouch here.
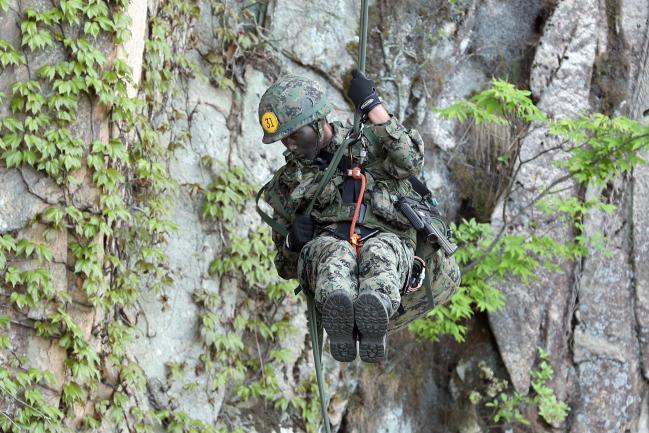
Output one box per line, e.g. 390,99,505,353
370,181,412,230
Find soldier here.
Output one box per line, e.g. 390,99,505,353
258,70,424,362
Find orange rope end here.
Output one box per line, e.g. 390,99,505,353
348,166,366,254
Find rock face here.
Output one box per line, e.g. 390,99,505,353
2,0,649,432
489,0,601,394
0,168,49,232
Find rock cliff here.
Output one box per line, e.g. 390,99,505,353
1,0,648,432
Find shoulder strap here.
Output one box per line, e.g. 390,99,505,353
305,135,356,215
255,182,289,238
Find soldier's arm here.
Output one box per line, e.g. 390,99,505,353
269,213,300,280
262,168,300,280
347,70,424,179
369,108,424,179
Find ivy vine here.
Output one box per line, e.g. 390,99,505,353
0,0,182,430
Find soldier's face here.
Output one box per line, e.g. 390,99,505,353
282,125,319,160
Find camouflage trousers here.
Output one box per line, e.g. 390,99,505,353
297,232,414,315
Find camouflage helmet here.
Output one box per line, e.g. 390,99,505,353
258,75,332,144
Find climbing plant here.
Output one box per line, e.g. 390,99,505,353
0,0,192,430
411,80,649,343
201,0,263,90
470,349,570,427
199,165,322,433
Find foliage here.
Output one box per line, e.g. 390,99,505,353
0,0,185,430
202,0,262,89
411,79,649,342
472,349,570,428
0,0,309,432
198,166,319,432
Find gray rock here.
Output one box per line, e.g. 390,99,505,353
268,0,359,82
571,184,643,433
231,65,285,185
169,98,231,185
631,390,649,433
0,168,48,233
472,0,544,73
618,10,649,384
620,0,649,91
488,0,599,394
19,167,64,205
129,188,224,422
634,159,649,380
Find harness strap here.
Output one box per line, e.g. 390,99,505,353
255,134,352,239
305,133,357,216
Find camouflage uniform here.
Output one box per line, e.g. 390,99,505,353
258,74,460,362
298,232,413,313
265,118,424,313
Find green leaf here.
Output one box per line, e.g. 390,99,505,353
84,21,100,38
270,349,293,363
3,149,22,167
62,382,86,404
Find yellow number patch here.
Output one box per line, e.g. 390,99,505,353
261,112,279,134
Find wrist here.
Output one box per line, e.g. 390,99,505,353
367,104,390,124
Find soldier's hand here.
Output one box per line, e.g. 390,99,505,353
286,215,315,252
348,69,382,115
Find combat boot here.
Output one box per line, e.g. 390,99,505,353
354,291,393,363
321,290,357,362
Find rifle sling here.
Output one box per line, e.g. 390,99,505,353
255,184,289,238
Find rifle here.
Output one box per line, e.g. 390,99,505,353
395,196,457,256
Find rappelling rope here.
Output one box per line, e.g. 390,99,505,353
306,294,328,433
353,0,369,136
305,0,370,431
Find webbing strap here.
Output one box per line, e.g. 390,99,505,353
305,134,355,216
306,293,331,433
255,183,288,238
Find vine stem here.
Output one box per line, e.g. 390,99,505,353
1,410,20,430
0,383,55,423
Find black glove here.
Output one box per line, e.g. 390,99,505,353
347,69,382,115
286,215,315,252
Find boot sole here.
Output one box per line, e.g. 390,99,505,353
355,291,389,363
322,290,356,362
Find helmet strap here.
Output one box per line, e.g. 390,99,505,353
311,118,326,150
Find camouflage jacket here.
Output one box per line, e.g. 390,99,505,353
264,117,424,279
